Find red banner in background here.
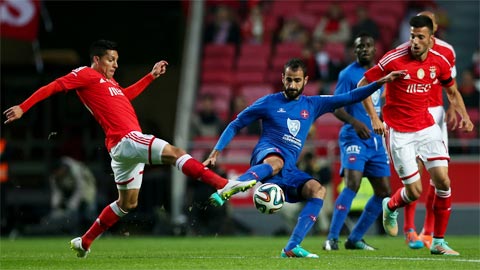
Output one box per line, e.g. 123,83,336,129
224,160,480,207
0,0,40,41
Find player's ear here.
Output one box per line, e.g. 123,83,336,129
304,75,309,85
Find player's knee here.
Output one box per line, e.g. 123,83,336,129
162,145,187,165
304,181,326,199
264,156,284,175
406,186,422,201
345,180,361,192
123,201,138,212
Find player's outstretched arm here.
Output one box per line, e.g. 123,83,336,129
3,105,24,124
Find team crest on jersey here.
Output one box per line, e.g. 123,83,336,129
287,118,300,137
371,89,381,105
417,68,425,79
300,110,309,119
429,66,436,79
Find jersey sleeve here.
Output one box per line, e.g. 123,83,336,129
438,59,454,87
333,69,352,96
123,73,155,100
19,81,64,113
55,66,95,89
214,97,264,151
364,64,384,83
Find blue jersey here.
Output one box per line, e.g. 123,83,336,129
334,62,390,177
214,81,382,200
334,62,384,136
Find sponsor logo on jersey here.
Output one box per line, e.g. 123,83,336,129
403,73,411,79
371,89,381,106
277,108,286,113
100,78,107,83
406,83,431,93
109,87,125,96
346,145,361,154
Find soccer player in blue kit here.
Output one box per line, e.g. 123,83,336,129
203,58,404,258
323,33,391,251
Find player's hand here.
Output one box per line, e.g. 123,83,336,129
445,106,458,130
203,156,217,167
371,118,386,135
458,118,474,132
378,70,408,84
203,150,220,167
3,105,24,124
151,60,168,78
352,119,371,139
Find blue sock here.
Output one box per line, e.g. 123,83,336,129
237,163,273,182
348,195,383,242
285,198,323,251
327,187,356,240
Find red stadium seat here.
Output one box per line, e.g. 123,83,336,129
270,1,302,18
201,57,235,70
316,112,343,126
201,69,234,85
234,71,266,88
324,42,346,63
239,43,272,58
236,56,269,72
203,43,236,59
199,83,233,101
237,84,274,105
303,81,321,96
301,1,330,16
274,42,303,58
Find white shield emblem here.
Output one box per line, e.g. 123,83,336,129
287,118,300,137
371,89,381,106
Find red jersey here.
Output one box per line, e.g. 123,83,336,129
20,67,154,150
397,38,456,107
364,46,454,132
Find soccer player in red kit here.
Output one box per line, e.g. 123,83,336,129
3,40,256,258
398,11,459,250
359,16,473,256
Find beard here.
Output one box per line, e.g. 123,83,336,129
283,85,304,100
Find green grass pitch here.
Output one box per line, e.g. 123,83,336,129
1,235,479,269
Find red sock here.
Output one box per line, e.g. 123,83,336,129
388,188,409,210
81,203,121,250
179,156,227,189
403,200,417,233
422,182,435,235
433,191,451,238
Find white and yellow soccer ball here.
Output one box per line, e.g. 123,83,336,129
253,183,285,214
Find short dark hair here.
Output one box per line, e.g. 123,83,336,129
355,32,374,41
89,39,118,62
409,15,434,34
284,58,307,77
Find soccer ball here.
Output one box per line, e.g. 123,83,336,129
253,183,285,214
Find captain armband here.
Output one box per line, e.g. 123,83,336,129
440,77,453,86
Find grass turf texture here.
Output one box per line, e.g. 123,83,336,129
1,236,479,269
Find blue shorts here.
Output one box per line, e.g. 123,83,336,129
251,147,315,203
339,134,390,178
